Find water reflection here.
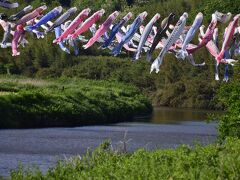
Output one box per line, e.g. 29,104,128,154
137,107,221,124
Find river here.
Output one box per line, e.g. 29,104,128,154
0,107,218,177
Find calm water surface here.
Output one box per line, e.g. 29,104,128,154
0,107,220,177
139,106,218,124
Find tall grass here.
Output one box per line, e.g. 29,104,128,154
9,138,240,179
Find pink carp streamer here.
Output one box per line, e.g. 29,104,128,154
68,9,105,40
0,5,239,81
187,14,218,55
12,25,24,56
216,14,240,64
15,5,47,25
53,8,91,43
83,11,119,49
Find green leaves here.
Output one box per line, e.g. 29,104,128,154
216,62,240,140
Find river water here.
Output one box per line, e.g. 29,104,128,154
0,107,218,177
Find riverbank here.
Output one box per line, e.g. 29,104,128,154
8,136,240,179
0,75,152,128
0,121,217,177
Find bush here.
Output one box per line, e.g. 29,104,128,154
216,62,240,140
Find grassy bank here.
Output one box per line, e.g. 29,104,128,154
0,75,152,128
9,138,240,180
28,55,222,110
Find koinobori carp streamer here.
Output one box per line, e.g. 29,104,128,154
0,2,239,81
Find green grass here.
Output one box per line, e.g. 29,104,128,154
0,75,152,128
8,138,240,180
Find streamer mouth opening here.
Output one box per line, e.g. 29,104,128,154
56,6,63,13
70,7,78,13
140,11,148,20
212,14,218,22
234,14,240,20
123,12,133,21
127,12,133,19
154,13,161,22
183,12,188,18
24,5,33,11
85,8,91,14
197,12,203,17
99,9,105,15
40,5,48,11
113,11,119,17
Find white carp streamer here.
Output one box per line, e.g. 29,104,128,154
151,12,188,73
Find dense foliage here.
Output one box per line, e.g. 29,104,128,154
0,75,152,128
9,138,240,180
216,63,240,140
